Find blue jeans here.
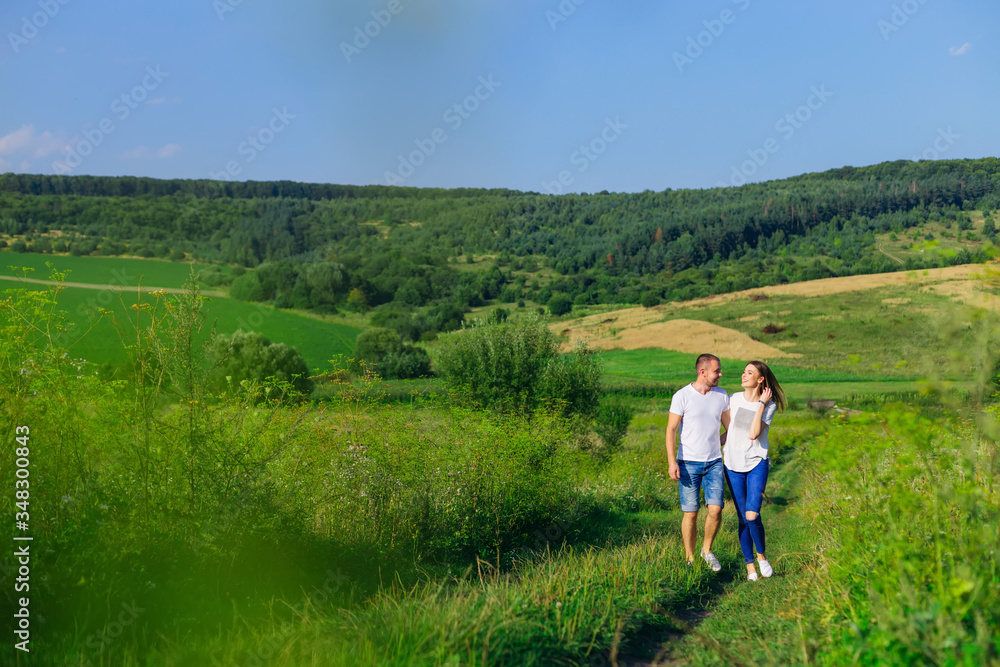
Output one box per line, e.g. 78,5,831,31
724,459,769,564
678,458,724,512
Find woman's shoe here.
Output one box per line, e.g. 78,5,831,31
757,558,773,578
747,572,758,582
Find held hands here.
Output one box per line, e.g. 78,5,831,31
668,461,680,481
760,386,773,406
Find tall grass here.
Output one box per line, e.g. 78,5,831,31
1,278,666,664
797,406,1000,664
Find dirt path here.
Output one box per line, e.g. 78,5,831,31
0,274,226,297
632,444,813,666
877,243,904,264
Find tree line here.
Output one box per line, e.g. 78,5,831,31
1,158,997,344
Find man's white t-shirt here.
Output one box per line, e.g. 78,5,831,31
723,392,778,473
668,384,730,462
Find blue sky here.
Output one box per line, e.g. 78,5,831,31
1,0,997,193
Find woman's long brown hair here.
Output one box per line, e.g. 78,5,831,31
749,360,786,411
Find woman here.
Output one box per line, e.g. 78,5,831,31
723,360,785,581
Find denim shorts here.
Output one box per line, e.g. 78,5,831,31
678,458,724,512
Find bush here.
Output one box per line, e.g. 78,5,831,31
354,327,431,379
229,271,265,302
207,330,313,401
488,307,509,324
547,293,573,316
640,292,660,308
437,314,600,417
592,398,635,458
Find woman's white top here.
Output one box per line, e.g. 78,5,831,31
723,391,777,473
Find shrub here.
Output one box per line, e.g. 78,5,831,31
547,293,573,316
354,327,430,379
592,398,635,458
640,292,660,308
229,271,265,302
488,307,509,324
207,330,313,401
315,404,580,562
437,314,600,417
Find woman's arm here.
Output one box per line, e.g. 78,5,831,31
748,387,773,440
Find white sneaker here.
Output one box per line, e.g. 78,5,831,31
701,551,722,572
747,572,758,582
757,558,773,578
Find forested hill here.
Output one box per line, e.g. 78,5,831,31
1,158,998,337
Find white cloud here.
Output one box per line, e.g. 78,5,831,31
0,125,64,159
19,160,31,172
156,143,182,158
949,42,972,56
0,157,11,172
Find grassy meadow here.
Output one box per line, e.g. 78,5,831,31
1,258,999,665
0,252,359,372
0,251,231,288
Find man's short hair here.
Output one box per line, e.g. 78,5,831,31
695,353,720,371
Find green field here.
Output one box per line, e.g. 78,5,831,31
16,284,359,373
0,250,229,288
0,253,359,371
601,349,927,401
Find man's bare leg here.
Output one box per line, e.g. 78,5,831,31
682,511,699,561
701,504,722,556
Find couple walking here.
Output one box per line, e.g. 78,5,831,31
665,353,785,581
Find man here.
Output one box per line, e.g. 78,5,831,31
665,353,731,570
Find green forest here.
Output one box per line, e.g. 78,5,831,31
1,158,998,345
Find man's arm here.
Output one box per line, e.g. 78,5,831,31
720,409,731,447
666,412,682,480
